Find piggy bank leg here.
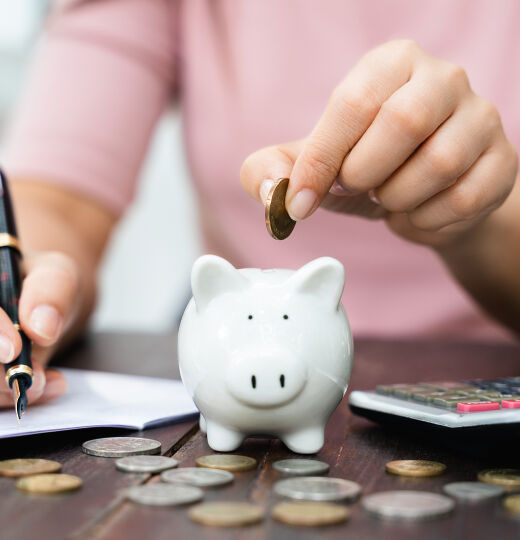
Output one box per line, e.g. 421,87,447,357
206,420,245,452
282,426,325,454
199,414,207,434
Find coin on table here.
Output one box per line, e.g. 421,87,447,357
161,467,234,487
362,490,455,521
274,476,361,502
265,177,296,240
126,483,203,506
189,501,264,527
116,455,178,473
504,494,520,516
196,454,257,472
16,473,82,494
0,458,62,477
272,501,349,527
273,459,330,476
82,437,161,458
443,481,504,502
478,469,520,490
385,460,446,477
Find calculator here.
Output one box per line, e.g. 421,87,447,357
349,377,520,436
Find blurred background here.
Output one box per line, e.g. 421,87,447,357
0,0,201,333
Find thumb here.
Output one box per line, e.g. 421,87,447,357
240,140,304,205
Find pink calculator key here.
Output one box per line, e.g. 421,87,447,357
501,399,520,408
457,401,500,413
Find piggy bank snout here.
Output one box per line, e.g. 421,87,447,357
226,352,307,408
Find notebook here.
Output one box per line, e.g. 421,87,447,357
0,368,199,439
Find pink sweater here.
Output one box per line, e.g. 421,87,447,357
4,0,520,341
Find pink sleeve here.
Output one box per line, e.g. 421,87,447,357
2,0,177,215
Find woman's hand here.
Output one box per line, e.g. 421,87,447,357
0,251,79,408
241,40,518,248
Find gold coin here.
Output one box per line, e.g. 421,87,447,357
504,494,520,515
478,469,520,489
196,454,257,472
16,473,82,494
0,459,61,478
272,501,349,527
385,460,446,477
189,501,264,527
265,178,296,240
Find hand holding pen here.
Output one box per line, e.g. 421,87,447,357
0,171,69,416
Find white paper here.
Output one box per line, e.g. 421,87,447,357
0,368,199,439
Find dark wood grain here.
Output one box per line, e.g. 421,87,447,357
2,333,520,540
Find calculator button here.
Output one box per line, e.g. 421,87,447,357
501,399,520,409
432,395,478,409
457,401,500,413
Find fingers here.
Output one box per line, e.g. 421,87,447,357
0,309,22,364
240,140,302,203
286,40,421,219
375,95,498,213
338,60,468,193
19,252,79,346
37,368,67,404
407,141,517,231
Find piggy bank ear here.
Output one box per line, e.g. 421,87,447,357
286,257,345,310
191,255,248,312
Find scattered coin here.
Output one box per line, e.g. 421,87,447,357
504,494,520,516
272,501,349,527
82,437,161,458
265,178,296,240
478,469,520,490
443,481,504,502
385,460,446,477
362,490,455,521
273,459,329,476
161,467,234,487
189,501,264,527
16,473,82,494
196,454,257,472
116,455,178,473
126,483,203,506
0,458,61,478
274,476,361,502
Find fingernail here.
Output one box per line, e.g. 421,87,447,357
287,189,318,221
0,335,14,363
259,179,274,205
329,181,357,196
368,188,380,205
29,305,62,341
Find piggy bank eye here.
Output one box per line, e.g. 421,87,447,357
248,314,253,320
283,314,289,320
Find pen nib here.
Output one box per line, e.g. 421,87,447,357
12,378,27,423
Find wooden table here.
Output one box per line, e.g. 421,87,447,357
1,333,520,540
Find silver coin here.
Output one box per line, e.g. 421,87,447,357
82,437,161,458
274,476,361,502
443,481,504,502
126,483,203,506
362,490,455,521
116,455,179,473
161,467,234,487
273,459,329,476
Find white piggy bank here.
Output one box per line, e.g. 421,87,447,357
178,255,353,454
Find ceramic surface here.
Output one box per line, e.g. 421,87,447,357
178,255,353,454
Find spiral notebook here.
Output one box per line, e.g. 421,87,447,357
0,368,199,439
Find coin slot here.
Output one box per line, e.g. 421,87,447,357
280,374,285,388
283,314,289,320
251,375,256,389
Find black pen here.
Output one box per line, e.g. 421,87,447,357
0,169,32,421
